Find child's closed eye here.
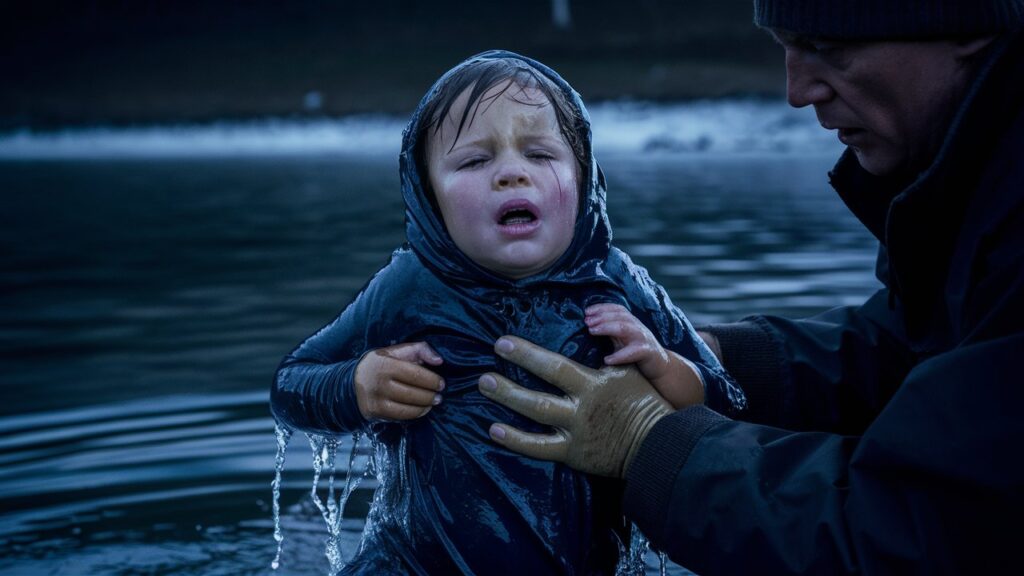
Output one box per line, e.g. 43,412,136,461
526,150,556,161
457,156,489,170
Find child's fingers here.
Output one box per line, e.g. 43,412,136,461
584,302,629,317
585,306,640,328
603,343,650,365
355,346,445,420
387,359,446,392
362,380,439,420
381,379,441,408
384,341,444,366
588,317,645,340
374,398,433,420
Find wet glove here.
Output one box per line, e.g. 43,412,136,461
479,335,673,479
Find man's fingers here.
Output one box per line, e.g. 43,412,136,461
479,373,575,428
493,336,592,395
489,424,569,463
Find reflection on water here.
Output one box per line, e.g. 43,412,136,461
0,149,878,575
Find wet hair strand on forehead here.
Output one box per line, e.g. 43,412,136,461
414,57,587,179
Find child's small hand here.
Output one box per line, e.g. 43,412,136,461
585,303,704,409
354,342,445,421
585,303,672,380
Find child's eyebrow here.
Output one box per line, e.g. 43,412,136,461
446,132,565,155
446,137,491,155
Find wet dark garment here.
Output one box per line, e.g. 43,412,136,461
626,28,1024,574
271,51,743,575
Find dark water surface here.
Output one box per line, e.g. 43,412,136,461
0,151,878,575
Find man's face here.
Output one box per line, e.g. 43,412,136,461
773,30,976,176
426,82,579,279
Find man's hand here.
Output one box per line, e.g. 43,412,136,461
478,335,673,478
354,342,445,421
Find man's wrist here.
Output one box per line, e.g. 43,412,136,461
622,402,672,478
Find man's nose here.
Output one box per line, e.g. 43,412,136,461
785,49,835,108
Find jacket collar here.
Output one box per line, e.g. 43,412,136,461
828,28,1024,338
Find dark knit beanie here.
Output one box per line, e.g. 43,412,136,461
754,0,1024,39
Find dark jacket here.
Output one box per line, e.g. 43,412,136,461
271,50,743,576
624,29,1024,575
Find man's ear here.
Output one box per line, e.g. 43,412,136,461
954,35,997,59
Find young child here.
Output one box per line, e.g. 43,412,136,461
271,50,746,575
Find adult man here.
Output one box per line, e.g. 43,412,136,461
478,0,1024,573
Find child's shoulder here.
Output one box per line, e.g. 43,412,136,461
604,246,657,287
604,245,676,311
354,245,439,301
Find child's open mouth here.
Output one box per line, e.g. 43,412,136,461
496,200,540,232
500,209,536,225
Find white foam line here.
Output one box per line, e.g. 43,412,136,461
0,100,842,159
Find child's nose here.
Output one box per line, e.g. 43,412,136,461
493,163,532,190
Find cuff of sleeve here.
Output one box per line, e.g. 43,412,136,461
335,357,370,431
624,406,726,541
700,319,786,424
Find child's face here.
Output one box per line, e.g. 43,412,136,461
426,82,579,279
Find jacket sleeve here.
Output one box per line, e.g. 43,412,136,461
702,287,917,433
270,262,400,435
624,331,1024,575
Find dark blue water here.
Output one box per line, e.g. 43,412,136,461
0,149,878,575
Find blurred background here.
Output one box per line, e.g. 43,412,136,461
3,0,782,128
0,2,878,575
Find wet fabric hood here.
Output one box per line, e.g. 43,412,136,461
398,50,613,288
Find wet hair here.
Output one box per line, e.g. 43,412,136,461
413,57,587,196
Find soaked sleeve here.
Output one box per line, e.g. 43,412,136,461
270,255,408,435
626,331,1024,574
702,288,917,433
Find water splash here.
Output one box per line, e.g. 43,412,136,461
271,425,370,575
270,423,292,571
275,428,659,575
360,432,412,545
337,432,367,527
308,433,344,573
615,523,653,576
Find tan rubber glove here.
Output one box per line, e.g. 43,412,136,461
478,335,673,479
